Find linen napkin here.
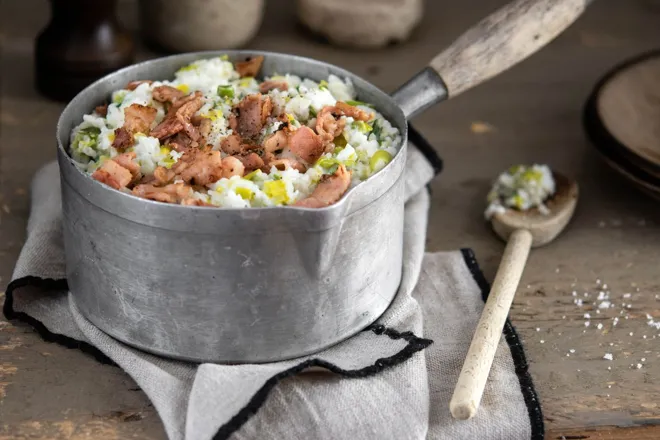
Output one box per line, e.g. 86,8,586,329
3,127,543,440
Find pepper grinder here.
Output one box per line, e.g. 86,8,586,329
35,0,135,102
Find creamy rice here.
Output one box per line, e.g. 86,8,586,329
485,164,556,219
69,56,402,208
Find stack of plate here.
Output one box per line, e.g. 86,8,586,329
583,50,660,201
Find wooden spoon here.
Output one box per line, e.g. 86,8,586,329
449,171,579,420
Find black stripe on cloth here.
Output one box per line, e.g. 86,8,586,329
213,325,433,440
3,276,116,366
2,275,433,440
460,248,545,440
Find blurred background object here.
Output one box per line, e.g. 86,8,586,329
137,0,265,53
583,50,660,201
296,0,424,49
35,0,135,102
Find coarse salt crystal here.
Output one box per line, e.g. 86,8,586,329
584,313,591,319
536,328,540,331
608,385,611,388
637,363,642,369
570,349,575,353
603,284,608,289
540,340,545,344
623,293,631,298
576,299,583,306
597,323,603,330
642,358,646,362
629,332,634,336
585,321,590,327
572,291,577,296
607,366,611,370
603,353,613,360
584,292,589,297
599,301,611,309
597,279,601,284
562,315,566,319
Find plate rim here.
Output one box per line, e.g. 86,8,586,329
587,48,660,174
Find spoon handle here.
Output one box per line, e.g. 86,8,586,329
449,228,533,420
430,0,587,98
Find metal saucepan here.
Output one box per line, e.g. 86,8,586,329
56,0,589,363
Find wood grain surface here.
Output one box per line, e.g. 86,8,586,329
2,0,660,439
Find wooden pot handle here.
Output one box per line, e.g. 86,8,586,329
449,228,533,420
430,0,587,97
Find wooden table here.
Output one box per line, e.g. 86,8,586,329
2,0,660,438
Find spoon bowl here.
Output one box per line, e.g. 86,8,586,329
491,172,579,247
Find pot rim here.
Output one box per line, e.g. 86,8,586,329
56,49,409,219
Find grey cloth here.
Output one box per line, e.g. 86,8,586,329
5,144,540,440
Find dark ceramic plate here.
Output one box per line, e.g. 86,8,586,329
583,49,660,200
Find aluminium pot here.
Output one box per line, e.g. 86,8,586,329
56,0,589,363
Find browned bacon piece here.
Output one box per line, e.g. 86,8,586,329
92,159,133,190
230,94,273,141
95,104,108,117
268,158,307,173
125,80,154,91
154,148,227,187
259,80,288,93
132,183,193,204
152,85,186,104
315,101,374,152
112,127,134,151
234,153,264,173
288,126,324,164
220,135,243,155
111,104,158,151
150,92,204,141
235,55,264,78
294,164,351,208
220,156,245,179
263,130,288,153
112,151,141,181
124,103,157,134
